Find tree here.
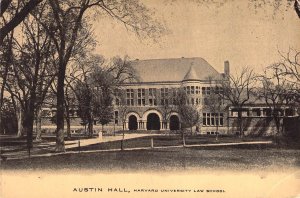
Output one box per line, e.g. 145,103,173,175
36,0,165,152
220,67,256,137
3,4,56,154
0,97,17,134
175,88,200,145
178,104,200,133
0,0,43,44
255,65,296,136
277,49,300,107
160,88,178,130
93,88,114,133
205,86,226,140
0,31,14,133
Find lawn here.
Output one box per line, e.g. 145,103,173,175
1,146,299,172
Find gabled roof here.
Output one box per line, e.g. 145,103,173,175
130,57,222,83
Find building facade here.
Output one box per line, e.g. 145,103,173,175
39,57,299,135
112,57,229,134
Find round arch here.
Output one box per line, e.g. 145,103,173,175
126,111,141,121
128,115,138,130
169,115,180,130
142,109,163,121
169,112,181,122
146,113,161,130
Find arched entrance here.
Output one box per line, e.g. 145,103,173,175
128,115,138,130
147,113,160,130
170,115,180,130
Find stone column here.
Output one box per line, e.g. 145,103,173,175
142,121,146,129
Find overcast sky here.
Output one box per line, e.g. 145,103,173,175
92,0,300,74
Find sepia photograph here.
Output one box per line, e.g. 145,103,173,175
1,0,300,197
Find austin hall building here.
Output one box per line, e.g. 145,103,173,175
40,57,299,135
113,57,229,134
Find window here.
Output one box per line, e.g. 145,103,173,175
202,87,206,95
114,111,119,124
195,86,200,94
252,108,261,117
203,113,224,126
231,109,248,117
207,113,211,125
149,88,157,106
161,88,169,105
186,86,190,94
206,87,211,95
211,113,215,125
220,113,224,126
191,86,195,94
137,88,145,106
263,109,272,117
126,89,134,106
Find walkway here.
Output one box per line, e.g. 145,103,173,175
0,133,161,160
64,133,160,149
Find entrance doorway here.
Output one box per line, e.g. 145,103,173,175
147,113,160,130
128,115,138,130
169,115,180,130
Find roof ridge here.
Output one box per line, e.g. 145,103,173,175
130,57,206,62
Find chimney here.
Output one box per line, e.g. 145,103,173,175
224,60,230,76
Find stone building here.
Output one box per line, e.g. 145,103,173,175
39,57,299,135
113,57,229,134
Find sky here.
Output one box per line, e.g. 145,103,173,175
92,0,300,74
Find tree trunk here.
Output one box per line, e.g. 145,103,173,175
35,106,42,141
88,119,93,137
64,89,71,139
55,60,67,152
23,110,34,154
17,106,23,137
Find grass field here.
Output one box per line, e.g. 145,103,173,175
1,146,299,172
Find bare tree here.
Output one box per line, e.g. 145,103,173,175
220,67,256,137
175,88,200,145
277,49,300,106
35,0,165,152
205,86,226,140
255,65,296,136
0,31,14,133
0,0,43,44
3,4,56,154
